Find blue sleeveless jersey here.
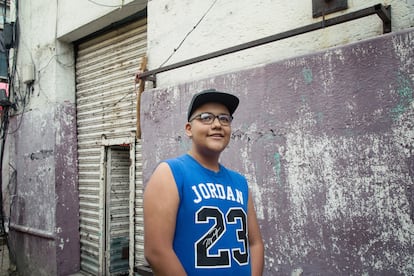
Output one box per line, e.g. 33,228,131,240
165,154,251,276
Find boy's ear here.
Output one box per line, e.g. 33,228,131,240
185,122,192,137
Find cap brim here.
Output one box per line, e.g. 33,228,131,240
187,90,239,121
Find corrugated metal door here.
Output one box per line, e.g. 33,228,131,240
76,18,147,275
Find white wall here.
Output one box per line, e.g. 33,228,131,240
147,0,414,87
14,0,146,108
11,0,414,109
57,0,147,41
16,0,75,106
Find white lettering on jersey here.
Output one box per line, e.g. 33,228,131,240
192,183,244,205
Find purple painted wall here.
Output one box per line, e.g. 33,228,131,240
141,29,414,275
54,103,80,275
7,102,79,276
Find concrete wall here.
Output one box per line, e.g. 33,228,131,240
4,2,80,274
7,104,78,275
147,0,414,87
2,0,413,275
2,1,144,275
141,29,414,275
57,0,147,41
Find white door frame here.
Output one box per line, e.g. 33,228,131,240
99,132,136,275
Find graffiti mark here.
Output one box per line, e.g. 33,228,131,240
273,153,281,185
391,73,413,121
30,149,53,160
302,68,313,84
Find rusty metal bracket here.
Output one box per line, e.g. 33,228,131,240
138,4,392,87
376,4,392,33
312,0,348,18
145,74,157,87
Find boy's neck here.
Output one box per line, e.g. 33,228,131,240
188,150,220,172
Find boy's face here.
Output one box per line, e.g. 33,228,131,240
186,102,232,155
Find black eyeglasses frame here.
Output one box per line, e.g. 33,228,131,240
189,112,233,126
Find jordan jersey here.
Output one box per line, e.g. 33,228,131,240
165,154,251,276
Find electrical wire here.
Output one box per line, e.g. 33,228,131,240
0,0,18,267
2,1,18,266
0,0,9,241
6,4,28,135
0,105,10,258
87,0,125,8
6,86,28,135
158,0,218,68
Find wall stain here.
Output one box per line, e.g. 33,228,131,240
175,135,190,152
273,153,282,186
29,149,54,160
391,72,413,121
302,68,313,84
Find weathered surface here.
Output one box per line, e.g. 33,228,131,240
7,102,79,276
147,0,414,87
55,103,80,275
142,29,414,275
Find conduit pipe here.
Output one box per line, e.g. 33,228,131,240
9,223,55,240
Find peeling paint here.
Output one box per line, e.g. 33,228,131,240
291,268,303,276
142,29,414,275
283,112,413,273
7,103,80,276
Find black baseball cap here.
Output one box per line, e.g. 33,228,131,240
187,89,239,121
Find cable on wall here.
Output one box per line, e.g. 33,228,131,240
157,0,218,68
86,0,146,8
0,0,18,264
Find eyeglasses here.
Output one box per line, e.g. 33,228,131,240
189,112,233,126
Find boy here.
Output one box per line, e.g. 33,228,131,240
144,89,264,275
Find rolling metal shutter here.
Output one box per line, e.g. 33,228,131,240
75,18,147,275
